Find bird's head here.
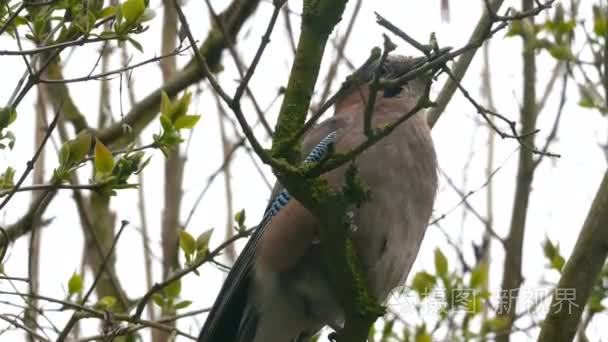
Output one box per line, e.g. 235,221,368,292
334,53,434,116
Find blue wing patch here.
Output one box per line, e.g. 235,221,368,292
265,130,337,217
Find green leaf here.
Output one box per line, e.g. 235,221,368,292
234,209,246,228
579,97,596,109
196,229,214,252
174,115,200,130
160,91,172,116
94,138,114,174
172,91,192,120
434,248,448,276
542,237,565,271
99,6,117,18
542,237,556,259
13,16,28,27
547,44,573,61
164,278,181,299
179,230,196,256
128,37,143,52
74,10,97,35
68,273,83,296
506,20,522,37
0,107,17,130
68,132,92,164
551,254,565,272
121,0,145,25
577,85,603,112
470,262,488,289
159,115,173,132
174,300,192,310
59,142,71,167
554,20,575,35
94,296,117,310
114,22,128,36
411,271,436,298
135,156,151,174
0,167,16,189
543,5,575,44
151,293,164,307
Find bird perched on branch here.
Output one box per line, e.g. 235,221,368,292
197,54,438,342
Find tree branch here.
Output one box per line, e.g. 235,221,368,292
538,171,608,342
97,0,261,147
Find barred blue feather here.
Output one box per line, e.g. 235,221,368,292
265,131,337,217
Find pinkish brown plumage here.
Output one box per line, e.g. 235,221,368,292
198,54,438,342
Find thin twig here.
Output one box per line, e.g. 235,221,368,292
0,275,29,282
363,34,396,137
0,314,49,342
304,81,434,177
316,0,362,108
484,0,555,21
172,0,284,173
232,0,285,102
0,3,24,36
375,13,559,158
281,2,297,55
0,183,137,198
0,36,124,56
0,227,8,264
55,220,129,341
435,168,506,247
131,227,253,319
0,106,60,211
533,66,569,169
38,45,191,84
205,0,282,137
0,290,197,341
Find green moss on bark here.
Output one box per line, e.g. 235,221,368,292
271,0,349,162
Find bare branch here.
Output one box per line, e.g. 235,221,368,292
0,105,60,211
56,220,129,341
132,227,253,319
38,45,191,84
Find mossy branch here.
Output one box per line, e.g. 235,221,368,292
269,1,385,340
271,0,349,162
538,170,608,342
277,168,385,342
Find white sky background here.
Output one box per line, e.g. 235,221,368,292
1,0,607,340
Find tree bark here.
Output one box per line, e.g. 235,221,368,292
538,170,608,342
497,1,537,340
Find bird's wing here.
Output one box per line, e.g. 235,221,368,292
197,118,344,342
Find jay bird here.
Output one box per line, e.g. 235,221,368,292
197,54,438,342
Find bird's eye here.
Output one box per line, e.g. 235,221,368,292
383,86,403,98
